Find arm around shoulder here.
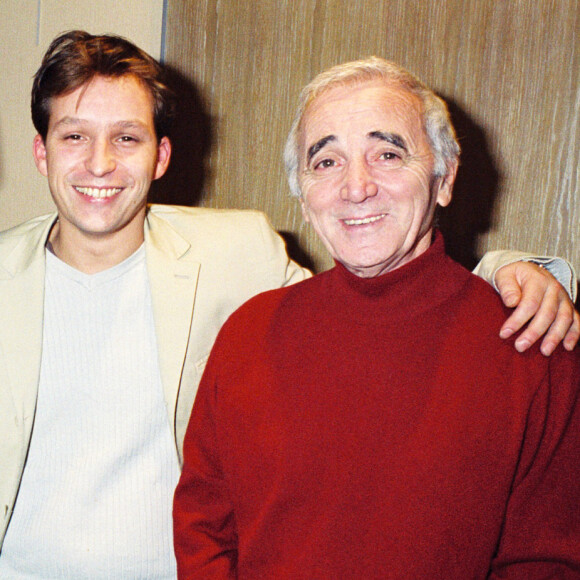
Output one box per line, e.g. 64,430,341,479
474,250,577,301
475,251,579,355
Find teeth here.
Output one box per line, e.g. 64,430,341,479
75,186,122,198
344,214,386,226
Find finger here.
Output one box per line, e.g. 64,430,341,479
562,310,580,351
495,270,523,310
537,301,577,356
499,292,545,341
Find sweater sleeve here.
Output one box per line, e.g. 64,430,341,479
173,344,237,579
489,348,580,578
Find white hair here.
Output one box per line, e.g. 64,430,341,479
283,56,461,197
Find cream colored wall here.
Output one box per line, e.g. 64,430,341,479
0,0,165,231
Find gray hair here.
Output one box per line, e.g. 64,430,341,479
283,56,460,197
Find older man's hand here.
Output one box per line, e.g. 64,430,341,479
495,261,579,356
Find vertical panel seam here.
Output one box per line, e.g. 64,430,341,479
160,0,168,63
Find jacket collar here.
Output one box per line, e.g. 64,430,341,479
0,213,56,427
144,209,200,438
0,210,200,447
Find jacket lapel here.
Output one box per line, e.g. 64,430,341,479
0,216,54,523
0,215,55,426
144,211,200,438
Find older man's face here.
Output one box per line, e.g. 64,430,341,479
298,80,456,278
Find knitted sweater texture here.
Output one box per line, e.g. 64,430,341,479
174,234,580,579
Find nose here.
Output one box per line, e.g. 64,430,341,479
340,159,378,202
85,138,116,176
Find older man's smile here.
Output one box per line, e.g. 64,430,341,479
342,213,387,226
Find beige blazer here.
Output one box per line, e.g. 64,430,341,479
0,204,310,548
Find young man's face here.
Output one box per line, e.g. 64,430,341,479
33,74,171,246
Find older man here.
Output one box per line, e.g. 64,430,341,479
173,58,580,578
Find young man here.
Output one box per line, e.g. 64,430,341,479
173,57,580,578
0,31,309,578
0,33,577,578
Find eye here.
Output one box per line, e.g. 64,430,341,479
313,158,336,170
118,135,138,143
65,133,83,141
376,150,405,169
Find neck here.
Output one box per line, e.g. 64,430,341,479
48,219,145,274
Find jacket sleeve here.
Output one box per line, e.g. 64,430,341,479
489,348,580,578
473,251,577,301
173,340,237,579
254,211,312,287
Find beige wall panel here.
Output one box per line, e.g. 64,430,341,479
0,0,52,229
164,0,578,278
0,0,164,231
38,0,164,59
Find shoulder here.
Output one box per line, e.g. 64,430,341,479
146,204,300,276
0,213,56,273
463,270,511,320
208,284,293,362
441,260,570,377
147,204,274,242
442,253,510,320
220,270,325,335
0,213,56,246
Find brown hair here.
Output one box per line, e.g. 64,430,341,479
31,30,175,141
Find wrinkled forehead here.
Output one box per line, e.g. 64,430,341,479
297,80,425,154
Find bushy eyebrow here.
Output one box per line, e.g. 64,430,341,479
369,131,408,152
306,131,408,164
307,135,336,163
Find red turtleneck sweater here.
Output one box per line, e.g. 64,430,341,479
174,234,580,579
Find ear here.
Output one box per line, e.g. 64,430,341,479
435,158,458,208
153,136,172,180
32,134,49,177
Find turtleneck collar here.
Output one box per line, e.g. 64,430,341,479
323,231,472,322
